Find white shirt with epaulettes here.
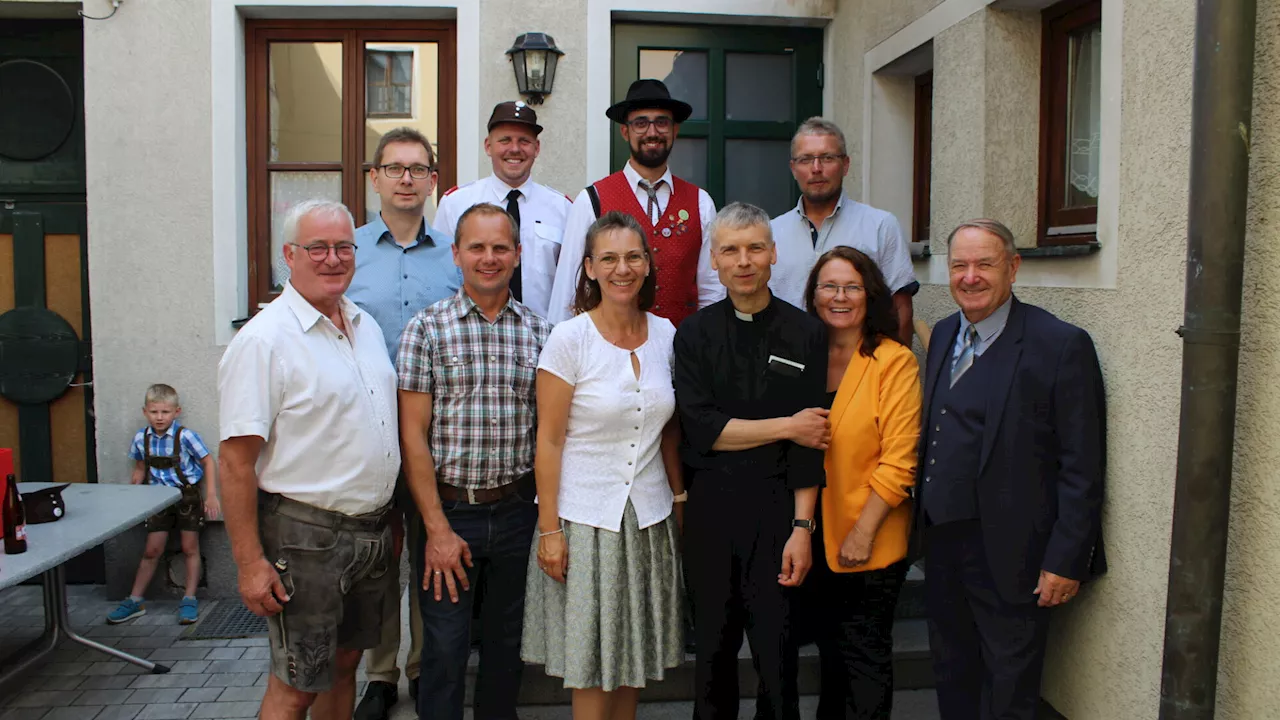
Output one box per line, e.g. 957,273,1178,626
434,174,573,319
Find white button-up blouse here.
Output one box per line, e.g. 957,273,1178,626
537,312,677,532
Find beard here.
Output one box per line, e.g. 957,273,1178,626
631,139,673,169
802,180,843,206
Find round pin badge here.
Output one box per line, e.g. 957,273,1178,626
662,227,672,237
678,209,689,222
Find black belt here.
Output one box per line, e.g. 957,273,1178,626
259,492,391,532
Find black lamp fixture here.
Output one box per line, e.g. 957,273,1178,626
506,33,563,105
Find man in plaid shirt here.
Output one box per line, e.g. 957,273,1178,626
397,202,550,720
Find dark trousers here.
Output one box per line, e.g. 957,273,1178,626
924,521,1050,720
811,548,908,719
687,477,799,720
414,492,537,720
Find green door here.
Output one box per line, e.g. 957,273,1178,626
0,20,102,583
612,23,823,218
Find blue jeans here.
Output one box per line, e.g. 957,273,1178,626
414,491,537,720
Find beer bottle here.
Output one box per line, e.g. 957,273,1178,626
3,473,26,554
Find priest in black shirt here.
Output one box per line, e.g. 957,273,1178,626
674,202,830,720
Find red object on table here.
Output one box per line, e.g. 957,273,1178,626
0,448,10,540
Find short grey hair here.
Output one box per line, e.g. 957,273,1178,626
707,202,773,247
946,218,1018,258
791,117,847,157
281,199,355,248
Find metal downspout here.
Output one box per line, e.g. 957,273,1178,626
1158,1,1257,718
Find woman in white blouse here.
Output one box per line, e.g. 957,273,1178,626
521,211,685,720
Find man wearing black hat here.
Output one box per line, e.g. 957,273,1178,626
435,101,572,319
547,78,722,325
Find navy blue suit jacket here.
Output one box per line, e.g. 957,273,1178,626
913,297,1108,603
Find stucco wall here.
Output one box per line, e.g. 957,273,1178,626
1217,0,1280,714
824,0,867,200
476,0,588,196
82,0,233,597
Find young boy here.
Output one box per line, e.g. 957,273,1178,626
107,384,220,625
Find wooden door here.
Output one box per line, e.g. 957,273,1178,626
0,20,101,583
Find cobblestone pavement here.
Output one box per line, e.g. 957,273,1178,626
0,585,392,720
0,585,941,720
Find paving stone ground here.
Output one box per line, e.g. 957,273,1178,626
0,585,940,720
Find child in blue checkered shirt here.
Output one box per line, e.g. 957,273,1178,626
106,384,219,626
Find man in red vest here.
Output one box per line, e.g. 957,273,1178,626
547,79,722,324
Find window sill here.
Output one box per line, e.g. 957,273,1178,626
1019,241,1100,258
909,241,931,259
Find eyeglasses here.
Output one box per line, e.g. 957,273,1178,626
591,251,648,270
627,116,674,133
378,164,434,179
815,282,864,297
791,154,846,167
289,242,357,262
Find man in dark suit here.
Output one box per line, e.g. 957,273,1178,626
915,219,1107,720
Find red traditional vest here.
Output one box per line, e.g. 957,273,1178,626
591,171,702,327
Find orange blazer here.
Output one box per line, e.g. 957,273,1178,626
822,339,922,573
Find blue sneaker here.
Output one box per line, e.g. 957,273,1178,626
178,597,198,625
106,597,145,624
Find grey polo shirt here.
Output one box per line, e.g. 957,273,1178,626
768,192,918,310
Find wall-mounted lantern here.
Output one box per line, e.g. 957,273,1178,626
506,33,563,105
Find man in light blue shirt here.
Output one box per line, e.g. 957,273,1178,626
346,126,459,720
348,127,461,357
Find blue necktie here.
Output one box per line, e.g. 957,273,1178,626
950,325,979,387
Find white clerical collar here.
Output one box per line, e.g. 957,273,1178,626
734,309,754,322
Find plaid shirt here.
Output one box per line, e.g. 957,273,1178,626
397,290,551,490
128,424,211,488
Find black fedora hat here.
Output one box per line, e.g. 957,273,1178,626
605,79,694,124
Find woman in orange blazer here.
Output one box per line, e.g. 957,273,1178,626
802,247,921,720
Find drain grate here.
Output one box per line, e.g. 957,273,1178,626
183,600,268,640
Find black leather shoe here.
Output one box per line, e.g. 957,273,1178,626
354,681,398,720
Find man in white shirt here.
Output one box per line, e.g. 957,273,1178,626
769,118,918,343
218,199,401,720
547,79,722,325
434,101,571,319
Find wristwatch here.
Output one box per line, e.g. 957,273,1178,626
792,518,816,533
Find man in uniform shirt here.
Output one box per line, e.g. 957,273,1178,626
347,127,460,720
768,118,917,343
434,101,571,319
218,199,401,720
397,203,551,720
548,78,722,325
674,202,831,720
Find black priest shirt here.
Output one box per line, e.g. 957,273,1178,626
673,295,828,490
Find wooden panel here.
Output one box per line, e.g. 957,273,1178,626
44,234,82,332
48,384,87,484
44,233,87,484
0,232,17,472
0,233,12,313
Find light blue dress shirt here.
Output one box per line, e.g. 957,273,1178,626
951,295,1014,368
347,214,462,358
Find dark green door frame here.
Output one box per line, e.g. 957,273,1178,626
612,23,824,209
0,204,97,489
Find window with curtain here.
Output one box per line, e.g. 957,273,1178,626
1038,0,1102,246
366,50,413,118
